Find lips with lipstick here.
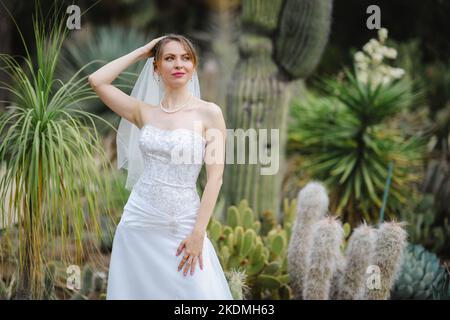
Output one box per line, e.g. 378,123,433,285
172,72,185,78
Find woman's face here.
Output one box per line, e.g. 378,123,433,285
155,40,195,89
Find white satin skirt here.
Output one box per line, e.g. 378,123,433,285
106,188,233,300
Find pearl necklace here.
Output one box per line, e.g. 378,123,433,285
159,94,192,113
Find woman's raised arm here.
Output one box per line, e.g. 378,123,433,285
88,36,166,128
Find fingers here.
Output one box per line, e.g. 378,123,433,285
183,256,194,276
198,253,203,270
190,256,197,275
176,240,204,276
176,241,185,256
178,254,188,271
177,254,203,276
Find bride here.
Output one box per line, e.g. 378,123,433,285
88,34,233,299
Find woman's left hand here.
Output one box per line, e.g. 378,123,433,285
176,231,205,276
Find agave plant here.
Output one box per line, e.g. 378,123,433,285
0,4,119,299
391,244,447,300
288,31,426,225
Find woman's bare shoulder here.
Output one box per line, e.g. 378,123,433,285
191,98,225,134
192,97,222,116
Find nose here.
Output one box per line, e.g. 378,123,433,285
174,58,184,69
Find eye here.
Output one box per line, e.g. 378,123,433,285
183,56,190,60
165,57,174,61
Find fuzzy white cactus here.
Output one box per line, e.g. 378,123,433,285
363,221,407,300
329,251,345,300
288,182,408,300
337,223,376,300
303,217,344,300
287,181,329,299
225,269,250,300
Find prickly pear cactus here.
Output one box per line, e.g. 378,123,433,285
208,199,296,299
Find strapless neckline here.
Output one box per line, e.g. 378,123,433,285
140,123,206,144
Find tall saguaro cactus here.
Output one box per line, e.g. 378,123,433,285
222,0,333,218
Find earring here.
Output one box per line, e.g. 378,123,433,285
153,73,160,82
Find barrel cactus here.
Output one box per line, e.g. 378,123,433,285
391,244,447,299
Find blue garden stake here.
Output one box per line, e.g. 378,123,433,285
379,161,394,226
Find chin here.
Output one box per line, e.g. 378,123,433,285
165,81,189,89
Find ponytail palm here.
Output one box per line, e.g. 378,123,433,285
0,6,118,299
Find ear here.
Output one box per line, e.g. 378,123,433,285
153,65,159,76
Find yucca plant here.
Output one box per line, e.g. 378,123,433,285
0,3,119,299
288,29,426,225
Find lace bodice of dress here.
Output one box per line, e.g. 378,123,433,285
131,123,207,217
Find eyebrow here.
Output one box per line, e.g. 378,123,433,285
163,53,190,57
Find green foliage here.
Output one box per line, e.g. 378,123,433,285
208,199,296,299
392,244,447,299
432,266,450,300
288,68,426,224
0,3,118,299
58,25,148,133
400,193,450,254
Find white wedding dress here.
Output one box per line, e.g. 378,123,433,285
106,124,233,300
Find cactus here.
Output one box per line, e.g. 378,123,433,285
336,224,376,300
392,244,447,299
208,199,293,299
363,222,407,300
329,252,345,300
289,181,409,300
225,269,250,300
287,181,328,299
303,217,343,299
69,264,106,300
275,0,333,78
222,0,333,217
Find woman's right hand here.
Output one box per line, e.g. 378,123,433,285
141,36,167,59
